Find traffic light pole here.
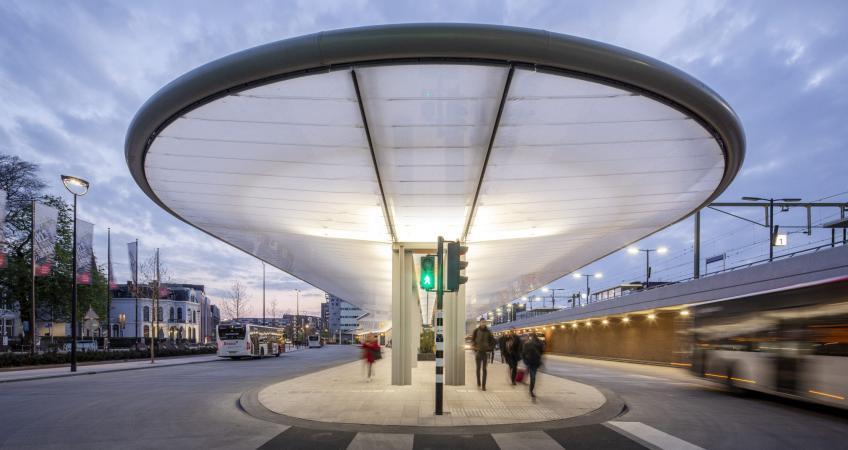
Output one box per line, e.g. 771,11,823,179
435,236,444,416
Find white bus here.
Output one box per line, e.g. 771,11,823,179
307,335,323,348
692,278,848,409
217,322,284,359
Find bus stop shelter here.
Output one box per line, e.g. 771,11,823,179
126,23,744,386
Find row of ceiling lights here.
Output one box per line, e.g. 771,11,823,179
495,309,690,334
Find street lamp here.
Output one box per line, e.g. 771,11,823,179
61,175,89,373
573,272,602,305
742,196,802,261
627,246,666,287
118,313,127,337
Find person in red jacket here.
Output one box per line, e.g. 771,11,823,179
361,333,381,382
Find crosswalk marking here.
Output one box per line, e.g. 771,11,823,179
347,432,413,450
492,431,564,450
607,421,704,450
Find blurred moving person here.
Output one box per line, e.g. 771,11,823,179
471,318,496,391
503,329,522,385
522,333,544,398
361,333,381,382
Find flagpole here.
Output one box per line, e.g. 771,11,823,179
106,228,111,347
151,248,157,364
30,200,36,357
134,239,139,342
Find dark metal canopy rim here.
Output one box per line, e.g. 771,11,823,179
126,23,745,225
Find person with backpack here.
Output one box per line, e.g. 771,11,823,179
471,318,496,391
522,333,544,398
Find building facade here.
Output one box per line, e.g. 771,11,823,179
323,294,364,341
110,283,218,343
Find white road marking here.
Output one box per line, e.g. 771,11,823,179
607,421,704,450
492,431,564,450
347,432,413,450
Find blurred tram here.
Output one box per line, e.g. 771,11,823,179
692,277,848,408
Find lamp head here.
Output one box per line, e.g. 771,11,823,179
741,196,764,201
627,247,639,255
541,286,550,293
657,247,668,254
61,175,90,196
572,273,581,279
594,273,603,279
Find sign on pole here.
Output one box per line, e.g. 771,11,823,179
33,203,59,276
76,220,94,284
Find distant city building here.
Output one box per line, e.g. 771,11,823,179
110,283,217,343
323,294,364,341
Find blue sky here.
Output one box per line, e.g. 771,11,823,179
1,0,846,317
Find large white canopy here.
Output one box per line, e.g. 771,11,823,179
127,25,744,320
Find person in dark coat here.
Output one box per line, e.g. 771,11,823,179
498,333,508,363
522,333,544,397
471,318,496,391
503,329,522,385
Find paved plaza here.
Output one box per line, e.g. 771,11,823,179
259,350,606,427
259,351,606,426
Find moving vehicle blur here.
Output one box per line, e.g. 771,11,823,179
692,278,848,408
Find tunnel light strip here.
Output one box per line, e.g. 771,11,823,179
809,390,845,400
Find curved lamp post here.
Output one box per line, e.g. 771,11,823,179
61,175,89,372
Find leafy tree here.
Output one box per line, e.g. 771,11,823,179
0,154,107,337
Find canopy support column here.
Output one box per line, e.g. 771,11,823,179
392,244,420,385
444,283,466,385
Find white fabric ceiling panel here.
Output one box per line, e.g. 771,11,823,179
356,64,509,242
145,69,394,318
463,68,725,316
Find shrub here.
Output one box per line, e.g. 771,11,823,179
0,346,216,368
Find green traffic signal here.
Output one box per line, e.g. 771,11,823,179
420,255,436,291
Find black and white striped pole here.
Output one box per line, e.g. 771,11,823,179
435,236,444,415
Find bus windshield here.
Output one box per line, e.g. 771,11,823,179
218,325,246,340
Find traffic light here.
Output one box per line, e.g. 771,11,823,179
446,241,468,291
420,255,435,291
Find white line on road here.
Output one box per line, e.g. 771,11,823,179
492,431,564,450
607,421,704,450
347,432,414,450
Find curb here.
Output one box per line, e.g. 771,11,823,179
238,378,626,435
0,356,224,384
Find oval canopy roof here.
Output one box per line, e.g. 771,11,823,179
126,24,744,320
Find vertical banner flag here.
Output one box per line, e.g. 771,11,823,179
127,241,138,285
76,220,94,284
0,190,6,269
33,203,59,276
108,231,116,289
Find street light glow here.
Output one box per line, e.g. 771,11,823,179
622,317,630,323
542,286,550,293
594,273,603,278
61,175,90,196
657,246,668,254
627,247,639,254
573,272,582,278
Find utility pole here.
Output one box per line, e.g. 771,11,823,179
262,262,266,326
106,228,112,348
151,248,159,364
694,211,700,279
30,200,36,357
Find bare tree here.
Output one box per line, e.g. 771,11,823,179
269,299,278,325
221,280,250,320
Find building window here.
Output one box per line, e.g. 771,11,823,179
157,306,163,321
143,325,150,338
143,306,150,322
169,307,175,322
177,307,183,322
112,324,119,337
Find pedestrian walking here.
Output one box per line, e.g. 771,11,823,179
522,333,544,398
361,333,381,382
471,318,496,391
503,329,522,385
498,333,508,363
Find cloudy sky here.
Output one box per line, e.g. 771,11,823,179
2,0,846,318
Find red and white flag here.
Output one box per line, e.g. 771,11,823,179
33,203,59,276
